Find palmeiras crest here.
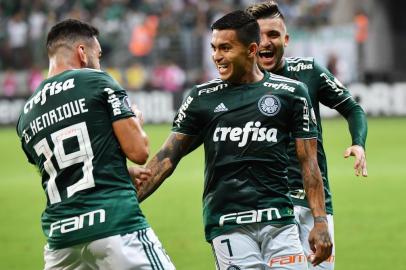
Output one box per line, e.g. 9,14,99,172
258,95,281,116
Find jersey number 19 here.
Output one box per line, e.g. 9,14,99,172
33,122,95,204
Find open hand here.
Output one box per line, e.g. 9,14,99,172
344,145,367,177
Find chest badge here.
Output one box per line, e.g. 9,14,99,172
258,95,281,116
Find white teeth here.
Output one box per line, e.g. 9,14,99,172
260,50,273,54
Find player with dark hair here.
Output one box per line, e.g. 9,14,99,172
134,10,332,269
16,19,175,270
247,2,368,269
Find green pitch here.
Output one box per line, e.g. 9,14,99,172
1,117,405,270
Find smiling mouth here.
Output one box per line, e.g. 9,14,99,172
217,64,228,72
259,50,275,59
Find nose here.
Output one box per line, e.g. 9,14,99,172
212,49,223,63
260,34,271,48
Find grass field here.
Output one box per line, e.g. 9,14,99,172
0,117,405,269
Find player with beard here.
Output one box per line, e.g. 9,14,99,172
133,10,332,269
16,19,175,270
247,2,368,269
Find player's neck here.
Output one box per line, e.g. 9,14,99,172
238,63,264,84
48,54,81,78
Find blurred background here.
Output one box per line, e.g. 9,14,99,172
0,0,405,124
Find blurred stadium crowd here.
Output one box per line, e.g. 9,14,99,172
0,0,339,97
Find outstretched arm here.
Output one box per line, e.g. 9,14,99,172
132,132,196,203
337,99,368,177
296,138,333,266
344,145,367,176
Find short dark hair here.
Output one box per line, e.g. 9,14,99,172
46,19,99,56
211,10,260,46
246,1,285,21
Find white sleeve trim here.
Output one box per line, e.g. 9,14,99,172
293,136,318,140
332,96,351,109
172,131,198,136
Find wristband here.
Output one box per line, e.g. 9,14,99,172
314,216,328,223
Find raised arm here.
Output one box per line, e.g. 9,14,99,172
295,138,333,266
133,132,196,202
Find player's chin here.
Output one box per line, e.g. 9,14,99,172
258,60,274,72
218,70,232,81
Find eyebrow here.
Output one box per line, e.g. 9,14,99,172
211,42,231,48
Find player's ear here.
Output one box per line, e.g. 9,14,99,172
77,44,88,67
284,33,290,47
248,42,258,58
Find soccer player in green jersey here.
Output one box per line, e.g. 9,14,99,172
16,19,175,270
247,2,368,269
133,10,332,269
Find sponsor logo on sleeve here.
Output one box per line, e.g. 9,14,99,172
174,96,194,127
104,88,122,116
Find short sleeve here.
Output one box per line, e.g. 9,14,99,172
171,87,201,135
98,72,135,122
314,61,352,109
290,83,318,139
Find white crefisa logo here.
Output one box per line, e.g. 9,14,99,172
174,95,194,127
24,78,75,113
213,121,278,147
263,82,295,92
287,62,313,72
258,95,281,116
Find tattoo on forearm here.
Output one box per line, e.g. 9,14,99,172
137,133,194,202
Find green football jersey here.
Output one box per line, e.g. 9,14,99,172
16,69,149,249
275,57,354,214
172,71,318,241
